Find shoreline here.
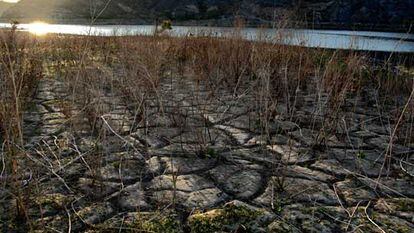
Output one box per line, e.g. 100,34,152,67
1,23,413,53
0,18,413,34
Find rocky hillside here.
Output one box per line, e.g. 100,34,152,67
0,0,151,23
0,1,13,16
1,0,413,30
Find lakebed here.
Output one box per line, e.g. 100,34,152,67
0,28,413,232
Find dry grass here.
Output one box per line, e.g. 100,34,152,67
0,26,413,231
0,26,42,223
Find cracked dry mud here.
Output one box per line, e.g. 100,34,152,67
1,75,413,233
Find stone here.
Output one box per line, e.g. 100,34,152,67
140,135,170,148
185,188,226,208
78,178,122,199
24,113,41,123
160,156,216,174
272,120,299,132
334,179,377,205
324,135,348,148
365,136,410,154
151,188,226,209
149,174,215,192
171,128,232,147
254,177,338,206
224,148,280,165
152,144,206,155
351,130,378,139
268,220,301,233
123,135,145,149
215,125,252,144
390,143,411,155
42,112,66,121
342,158,389,177
224,158,264,170
289,128,319,146
116,182,149,211
366,135,390,149
220,113,256,130
401,154,414,177
99,113,132,134
251,119,299,135
267,204,347,233
91,160,146,182
40,125,64,135
362,124,390,135
77,137,99,152
35,104,49,114
311,158,389,177
33,89,49,101
76,202,114,225
43,118,67,126
42,100,64,112
267,145,313,164
374,198,414,222
151,190,189,206
271,134,300,146
344,136,368,148
209,165,263,199
326,149,384,163
359,177,414,197
105,151,144,163
246,135,270,146
133,127,182,141
147,156,163,174
284,165,335,183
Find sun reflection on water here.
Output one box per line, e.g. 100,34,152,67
28,21,49,36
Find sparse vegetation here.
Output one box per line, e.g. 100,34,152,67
0,23,413,232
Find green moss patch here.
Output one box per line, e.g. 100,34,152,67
95,211,183,233
188,201,268,233
35,193,73,209
133,212,182,233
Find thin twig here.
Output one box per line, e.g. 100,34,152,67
364,201,385,233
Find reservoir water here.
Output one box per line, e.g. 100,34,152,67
0,23,413,53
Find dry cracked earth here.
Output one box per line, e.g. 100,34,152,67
1,74,414,232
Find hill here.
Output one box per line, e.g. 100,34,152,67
0,1,13,16
1,0,413,31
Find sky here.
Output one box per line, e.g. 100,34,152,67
1,0,20,3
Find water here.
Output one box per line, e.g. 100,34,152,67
0,23,413,53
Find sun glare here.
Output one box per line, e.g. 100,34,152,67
28,21,49,36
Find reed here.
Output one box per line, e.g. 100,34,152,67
0,24,42,228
